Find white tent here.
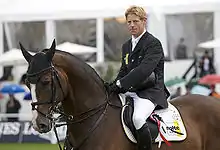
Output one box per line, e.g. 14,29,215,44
0,0,220,22
198,38,220,49
0,0,133,22
56,42,97,54
0,48,35,66
57,42,97,60
0,0,220,65
0,0,219,53
0,42,97,66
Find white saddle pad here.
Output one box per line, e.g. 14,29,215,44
119,94,187,145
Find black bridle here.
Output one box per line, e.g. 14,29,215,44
26,63,120,150
27,65,65,120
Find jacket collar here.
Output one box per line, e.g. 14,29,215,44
131,29,146,45
129,31,149,57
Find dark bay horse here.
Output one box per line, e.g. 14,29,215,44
20,40,220,150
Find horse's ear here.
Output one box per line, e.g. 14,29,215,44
50,39,56,50
19,42,33,63
46,39,56,61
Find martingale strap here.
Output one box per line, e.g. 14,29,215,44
150,114,171,147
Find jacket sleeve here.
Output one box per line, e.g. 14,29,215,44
120,39,163,90
114,44,127,81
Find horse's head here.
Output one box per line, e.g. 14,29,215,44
20,40,67,133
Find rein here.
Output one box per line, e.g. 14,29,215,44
27,63,121,150
62,101,109,150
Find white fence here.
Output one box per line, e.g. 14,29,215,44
0,113,32,121
0,113,61,121
0,113,67,144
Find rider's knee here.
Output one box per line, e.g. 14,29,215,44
132,113,146,129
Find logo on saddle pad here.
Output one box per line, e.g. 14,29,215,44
118,94,187,146
166,125,180,131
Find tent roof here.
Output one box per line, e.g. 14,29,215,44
0,0,220,22
198,38,220,49
0,42,97,66
56,42,97,54
0,0,132,22
0,48,35,66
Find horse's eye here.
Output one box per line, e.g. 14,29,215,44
41,80,50,85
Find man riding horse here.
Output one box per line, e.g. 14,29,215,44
106,5,170,150
20,8,220,149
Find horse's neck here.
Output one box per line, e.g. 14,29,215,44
65,67,106,114
55,54,106,114
55,54,132,149
62,71,106,141
58,56,111,147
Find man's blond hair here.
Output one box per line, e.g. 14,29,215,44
125,6,147,20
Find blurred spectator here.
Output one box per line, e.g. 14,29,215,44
175,38,187,59
6,94,21,122
185,85,191,95
0,66,13,81
171,87,181,99
209,84,220,98
199,50,215,77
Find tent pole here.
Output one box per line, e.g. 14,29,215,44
45,20,56,47
96,18,104,63
0,23,3,77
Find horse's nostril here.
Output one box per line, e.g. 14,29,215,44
39,123,48,131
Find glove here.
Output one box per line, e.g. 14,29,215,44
109,82,121,93
104,82,121,94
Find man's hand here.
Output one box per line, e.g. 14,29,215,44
104,81,121,94
109,82,121,93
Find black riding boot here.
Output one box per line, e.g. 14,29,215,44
136,123,152,150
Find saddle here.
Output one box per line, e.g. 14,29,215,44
119,94,187,147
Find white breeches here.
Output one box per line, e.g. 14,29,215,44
124,92,156,130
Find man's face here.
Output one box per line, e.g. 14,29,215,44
126,14,146,38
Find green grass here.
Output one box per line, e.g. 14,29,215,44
0,143,62,150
